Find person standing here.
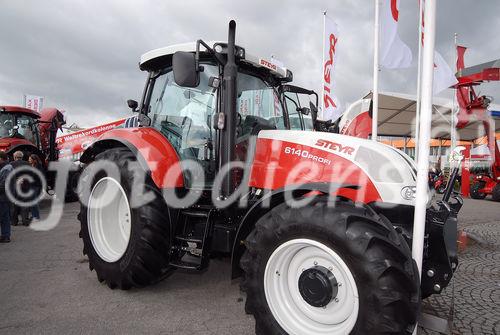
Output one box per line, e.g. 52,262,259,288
10,151,30,226
28,154,44,222
0,151,13,243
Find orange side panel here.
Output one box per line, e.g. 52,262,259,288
97,127,183,188
249,138,381,204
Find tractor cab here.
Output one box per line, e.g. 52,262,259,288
0,106,41,154
137,41,303,188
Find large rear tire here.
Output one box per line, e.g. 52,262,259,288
65,170,80,203
240,199,420,335
78,147,173,289
492,183,500,202
470,182,487,199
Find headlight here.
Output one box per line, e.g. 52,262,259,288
477,175,483,179
401,186,417,200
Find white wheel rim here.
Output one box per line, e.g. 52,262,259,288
264,239,359,335
87,177,132,263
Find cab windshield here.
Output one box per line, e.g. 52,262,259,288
148,64,218,161
147,64,285,160
0,113,39,143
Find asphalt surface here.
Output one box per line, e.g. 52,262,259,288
0,197,498,335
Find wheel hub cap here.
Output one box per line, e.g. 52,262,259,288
264,239,359,334
299,266,338,307
88,177,131,263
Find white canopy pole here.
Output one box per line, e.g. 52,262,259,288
413,0,436,278
414,1,424,162
371,0,380,141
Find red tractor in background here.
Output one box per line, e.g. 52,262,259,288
77,21,463,334
0,105,80,201
455,46,500,201
470,140,500,200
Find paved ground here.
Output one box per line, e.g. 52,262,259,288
0,197,498,334
421,198,500,335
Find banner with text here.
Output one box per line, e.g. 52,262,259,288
23,94,44,113
322,14,341,121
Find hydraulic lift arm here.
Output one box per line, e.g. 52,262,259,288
455,46,500,179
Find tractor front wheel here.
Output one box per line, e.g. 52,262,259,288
470,182,487,199
492,183,500,202
78,148,173,289
240,199,419,335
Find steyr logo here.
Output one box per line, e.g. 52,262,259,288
315,139,355,155
259,59,277,71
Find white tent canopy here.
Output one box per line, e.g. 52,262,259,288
364,91,500,141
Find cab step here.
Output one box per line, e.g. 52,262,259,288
170,208,215,271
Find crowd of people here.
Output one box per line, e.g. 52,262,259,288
0,150,45,243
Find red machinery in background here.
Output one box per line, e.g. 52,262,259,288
56,118,131,161
0,105,135,201
455,46,500,201
0,106,65,161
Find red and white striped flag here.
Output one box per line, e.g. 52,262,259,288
380,0,412,69
322,14,341,121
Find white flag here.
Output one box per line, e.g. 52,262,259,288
433,50,458,94
380,0,412,69
23,94,44,112
322,14,341,121
419,0,458,93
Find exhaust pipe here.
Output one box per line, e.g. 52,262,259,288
220,20,237,198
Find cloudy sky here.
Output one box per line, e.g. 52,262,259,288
1,0,499,127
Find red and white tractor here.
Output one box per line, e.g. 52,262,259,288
78,21,462,334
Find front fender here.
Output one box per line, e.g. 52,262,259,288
230,182,358,279
80,127,183,188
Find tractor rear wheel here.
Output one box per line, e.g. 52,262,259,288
470,182,487,199
492,183,500,202
65,170,80,202
240,199,420,335
78,147,173,289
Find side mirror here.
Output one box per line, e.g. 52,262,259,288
309,101,319,122
298,107,310,115
127,99,138,112
173,51,200,88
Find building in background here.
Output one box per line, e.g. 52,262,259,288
383,133,500,170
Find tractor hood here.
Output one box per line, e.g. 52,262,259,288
250,130,419,206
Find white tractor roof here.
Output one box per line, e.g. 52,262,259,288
140,41,290,79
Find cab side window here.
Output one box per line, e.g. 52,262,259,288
237,73,285,139
284,93,302,130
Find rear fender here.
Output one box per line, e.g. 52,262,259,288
80,127,183,188
230,182,358,279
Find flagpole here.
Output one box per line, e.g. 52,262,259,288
321,10,327,121
451,33,458,169
413,0,436,281
415,0,424,163
372,0,380,141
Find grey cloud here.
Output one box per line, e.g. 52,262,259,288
1,0,499,127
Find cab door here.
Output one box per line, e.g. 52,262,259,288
283,92,314,131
